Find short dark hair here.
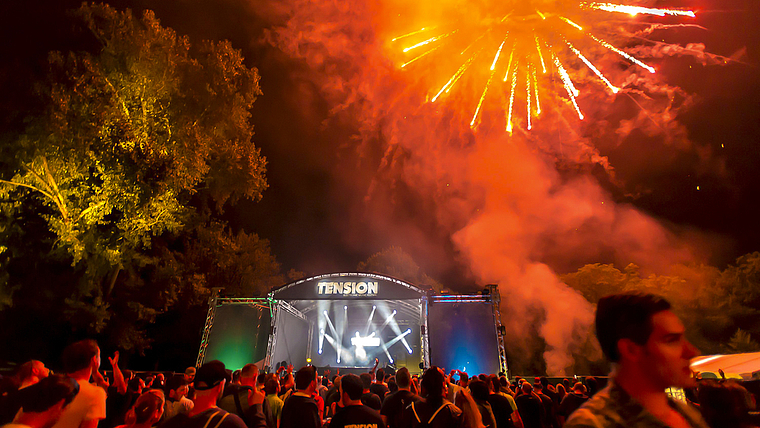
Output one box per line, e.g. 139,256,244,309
165,375,187,393
596,292,671,362
241,363,258,378
17,374,79,413
341,374,363,400
469,379,489,401
421,367,445,403
360,373,372,390
295,366,316,390
264,378,279,395
61,340,99,373
396,367,411,388
376,368,384,382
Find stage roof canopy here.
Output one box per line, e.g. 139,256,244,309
271,272,428,300
691,352,760,380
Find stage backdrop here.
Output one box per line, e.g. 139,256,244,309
428,300,500,375
204,303,271,370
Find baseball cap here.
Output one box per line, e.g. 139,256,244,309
194,360,226,390
185,367,196,376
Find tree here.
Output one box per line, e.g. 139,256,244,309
357,246,446,293
0,4,269,356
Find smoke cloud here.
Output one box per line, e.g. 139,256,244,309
259,0,719,373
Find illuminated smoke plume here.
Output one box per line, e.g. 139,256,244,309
264,0,719,374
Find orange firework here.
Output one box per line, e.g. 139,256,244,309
392,1,697,132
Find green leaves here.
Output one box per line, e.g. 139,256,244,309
0,4,272,355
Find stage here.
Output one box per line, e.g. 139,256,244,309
196,272,509,376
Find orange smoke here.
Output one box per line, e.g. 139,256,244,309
264,0,717,374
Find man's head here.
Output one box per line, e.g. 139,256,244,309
295,366,317,393
596,292,699,388
421,366,446,400
396,367,411,389
17,360,50,385
340,374,363,405
469,379,489,401
240,363,258,387
165,376,188,400
61,340,100,374
184,367,196,383
194,360,227,400
376,368,385,383
16,374,79,428
264,377,280,395
532,381,543,392
521,382,533,394
360,373,372,391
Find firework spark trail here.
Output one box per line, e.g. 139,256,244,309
402,30,457,53
553,54,584,119
587,2,696,17
560,16,583,31
532,64,541,115
503,44,516,82
526,66,532,130
392,27,432,42
491,34,510,70
432,50,481,101
471,43,507,127
535,35,547,73
402,43,445,68
506,60,519,133
565,40,619,93
588,33,656,73
393,1,696,131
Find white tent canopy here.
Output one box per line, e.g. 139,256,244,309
691,352,760,380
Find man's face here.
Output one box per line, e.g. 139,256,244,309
34,361,51,378
184,373,194,383
172,385,189,399
642,310,699,389
94,349,101,371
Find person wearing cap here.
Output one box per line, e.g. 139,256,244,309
184,367,196,385
564,292,707,428
279,366,321,428
2,374,80,428
329,374,384,428
161,361,247,428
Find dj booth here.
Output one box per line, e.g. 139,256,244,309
196,272,509,376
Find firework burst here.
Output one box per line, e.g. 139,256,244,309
392,1,697,133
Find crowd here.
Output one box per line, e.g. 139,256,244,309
1,292,759,428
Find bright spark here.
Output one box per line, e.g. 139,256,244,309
506,60,519,133
565,40,619,93
560,16,583,30
587,3,696,17
526,67,532,130
532,64,541,115
553,53,584,119
402,43,444,68
491,34,509,71
433,50,480,101
502,44,516,82
403,30,455,53
392,27,432,42
471,67,498,128
535,36,547,73
536,10,546,20
588,33,656,73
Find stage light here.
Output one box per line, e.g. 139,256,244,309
323,310,328,315
307,358,312,363
344,306,347,310
364,305,377,336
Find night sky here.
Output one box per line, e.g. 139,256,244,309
2,0,759,291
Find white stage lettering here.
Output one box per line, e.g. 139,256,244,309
317,281,378,296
